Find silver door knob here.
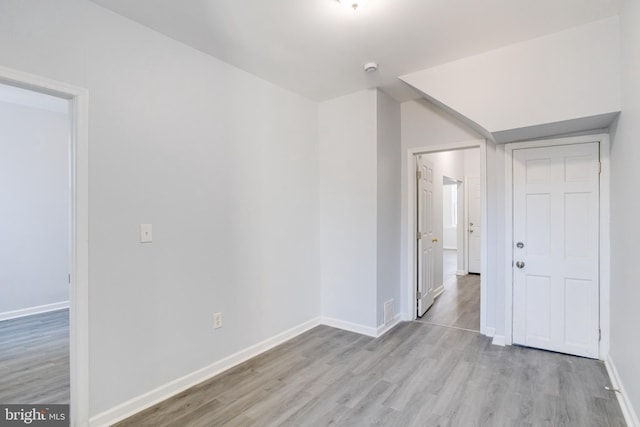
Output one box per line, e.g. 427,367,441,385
516,242,524,248
515,261,525,269
469,230,474,233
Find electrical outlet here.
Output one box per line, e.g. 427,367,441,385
213,312,223,329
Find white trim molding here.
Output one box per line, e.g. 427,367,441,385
0,301,69,322
376,314,403,337
320,316,378,337
400,312,414,322
605,356,640,427
492,335,506,346
503,134,611,358
0,65,90,427
433,285,445,299
405,139,488,336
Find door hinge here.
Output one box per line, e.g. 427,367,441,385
417,291,422,300
597,162,602,174
416,231,422,240
599,328,602,342
416,170,422,181
68,274,71,284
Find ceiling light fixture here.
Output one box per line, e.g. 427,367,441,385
337,0,368,11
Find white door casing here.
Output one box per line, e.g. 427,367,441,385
467,176,481,274
512,142,600,358
417,155,436,316
0,66,90,425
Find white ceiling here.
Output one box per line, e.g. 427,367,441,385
89,0,621,102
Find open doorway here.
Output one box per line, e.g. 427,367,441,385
414,145,483,332
0,83,71,403
442,176,461,283
0,67,88,424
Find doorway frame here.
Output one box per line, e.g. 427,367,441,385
504,134,611,358
406,139,488,334
0,66,89,425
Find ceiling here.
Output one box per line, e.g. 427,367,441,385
89,0,621,102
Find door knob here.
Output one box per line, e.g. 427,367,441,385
516,242,524,248
432,238,438,243
469,222,474,226
515,261,525,269
469,230,474,233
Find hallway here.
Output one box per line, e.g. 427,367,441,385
417,270,480,332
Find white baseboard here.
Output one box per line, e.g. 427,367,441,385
433,285,445,299
605,355,640,427
0,301,69,322
492,335,506,346
485,326,496,337
456,270,467,276
376,314,402,337
400,312,413,321
320,316,377,337
89,316,322,427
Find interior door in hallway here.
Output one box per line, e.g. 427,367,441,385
467,176,481,274
417,155,436,317
512,142,600,358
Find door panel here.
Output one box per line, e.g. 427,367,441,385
525,275,551,342
417,155,435,317
526,194,550,256
513,143,599,358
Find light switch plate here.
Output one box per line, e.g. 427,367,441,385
213,312,223,329
140,224,153,243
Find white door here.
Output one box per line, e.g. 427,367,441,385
417,155,436,317
513,143,600,358
467,176,481,274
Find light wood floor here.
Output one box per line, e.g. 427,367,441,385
116,322,625,427
417,273,480,331
0,309,70,404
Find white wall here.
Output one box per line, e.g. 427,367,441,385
402,99,481,148
0,101,69,315
0,0,321,417
464,148,480,177
609,0,640,421
319,89,378,328
376,90,401,325
486,141,502,336
400,99,485,317
401,17,621,142
319,88,401,330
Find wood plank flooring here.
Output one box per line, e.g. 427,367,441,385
417,273,480,331
0,309,70,404
116,322,625,427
